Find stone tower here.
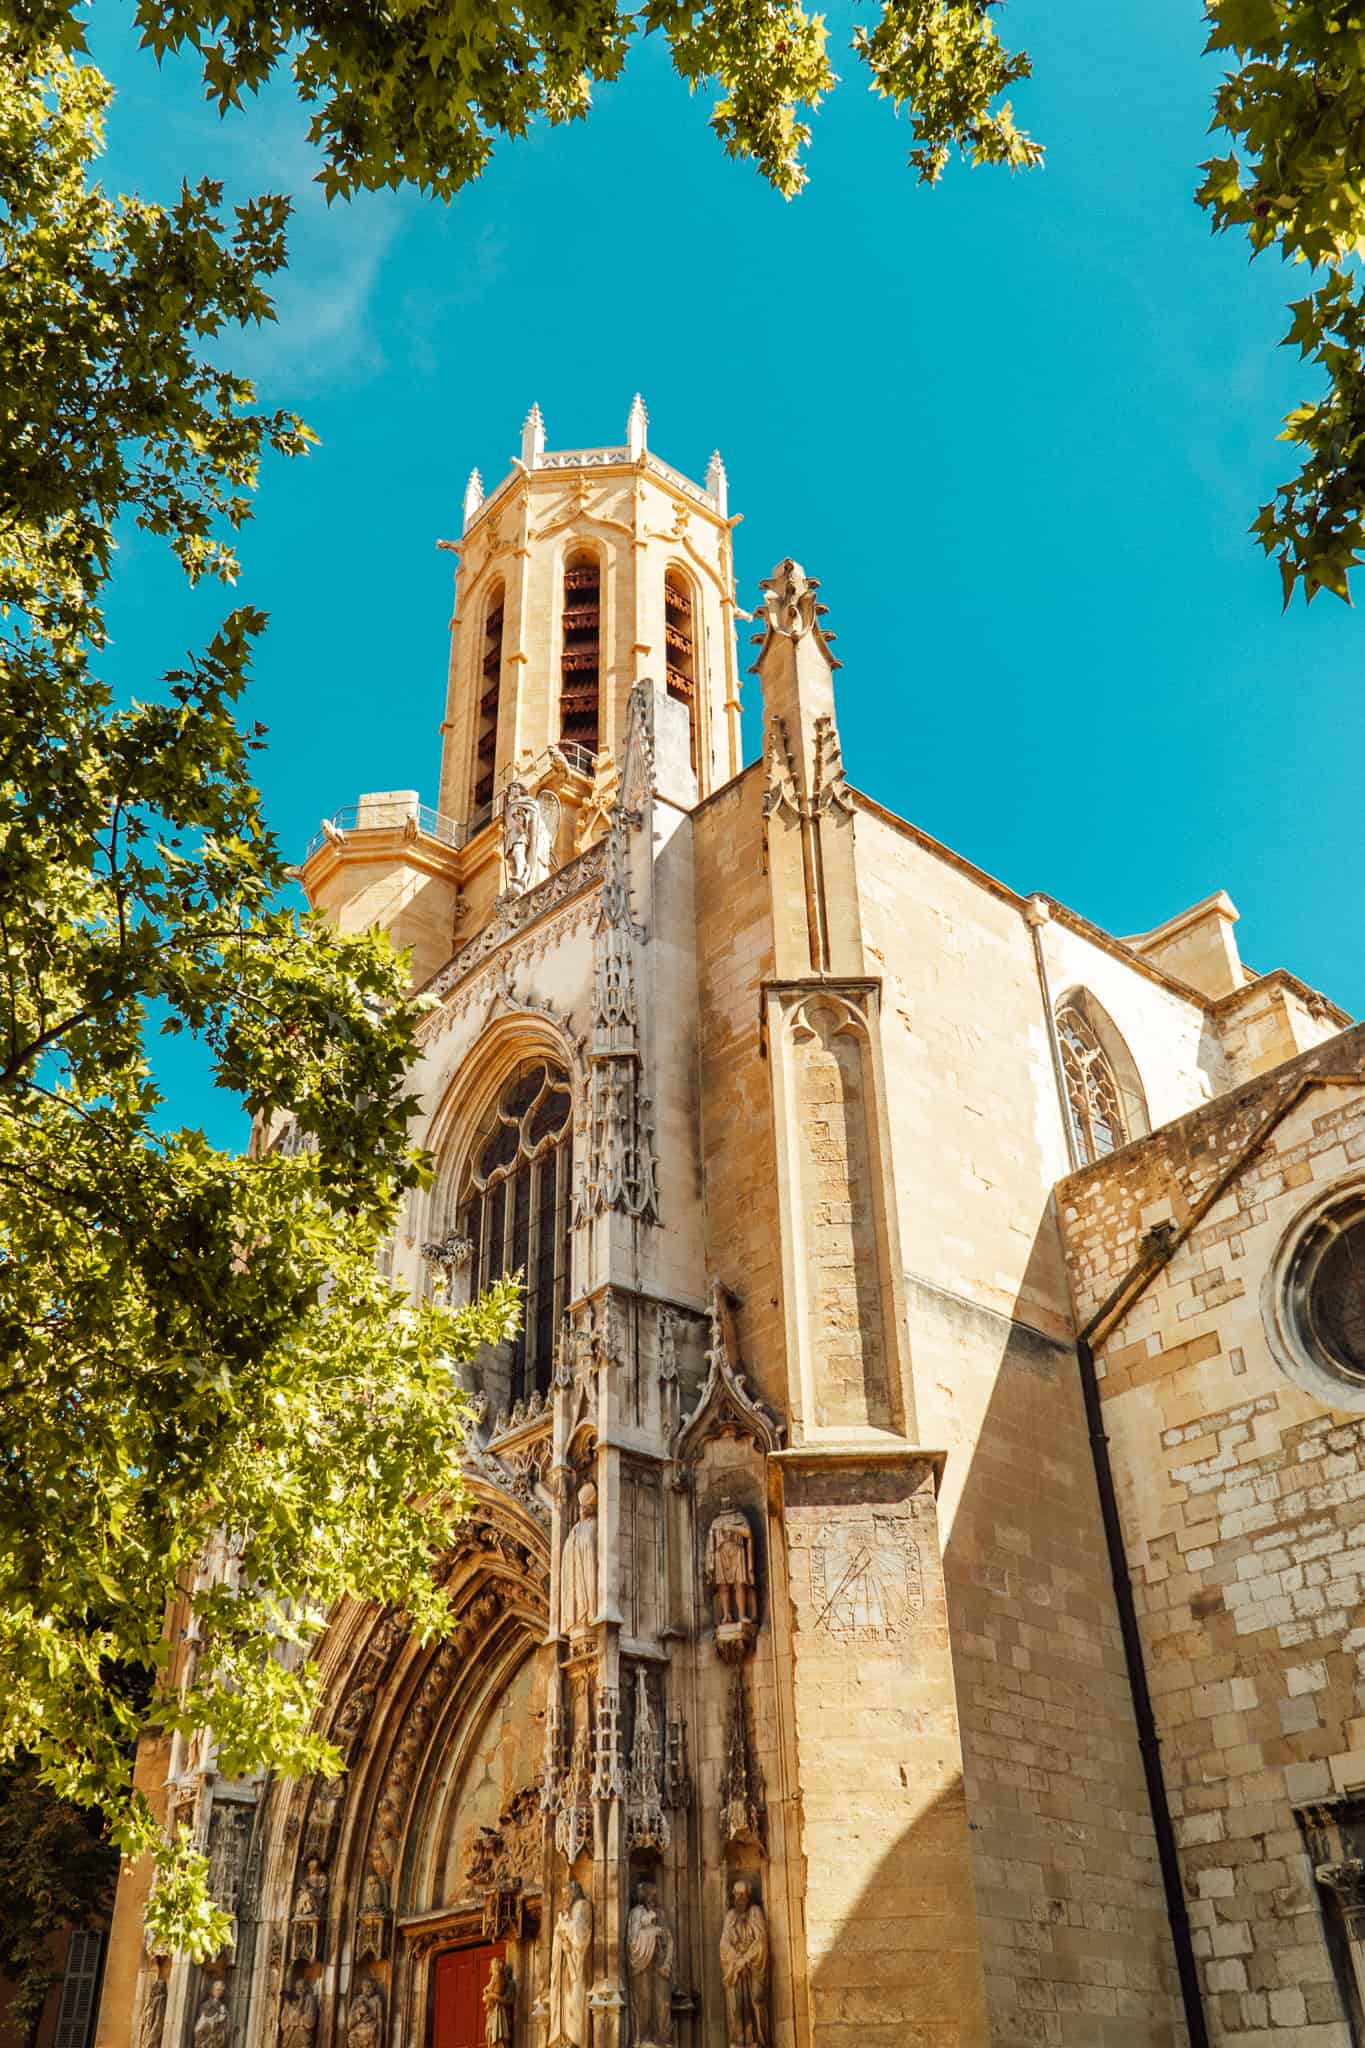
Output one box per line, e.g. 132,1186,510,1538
94,402,1365,2048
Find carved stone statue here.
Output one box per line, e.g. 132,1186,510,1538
355,1861,390,1961
289,1856,328,1963
482,1957,515,2048
626,1881,674,2048
347,1977,384,2048
719,1881,768,2048
548,1879,593,2048
502,782,560,895
706,1511,756,1626
193,1979,232,2048
279,1980,318,2048
304,1776,345,1862
138,1972,167,2048
560,1480,598,1635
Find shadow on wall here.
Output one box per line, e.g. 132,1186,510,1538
905,1212,1189,2048
805,1780,986,2048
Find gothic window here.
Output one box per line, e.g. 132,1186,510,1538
458,1060,574,1401
1056,992,1147,1167
473,581,504,816
664,570,698,770
559,549,601,761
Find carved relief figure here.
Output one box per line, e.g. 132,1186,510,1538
355,1861,390,1961
719,1881,768,2048
279,1979,318,2048
560,1479,598,1634
548,1880,593,2048
626,1881,674,2048
138,1972,167,2048
289,1856,328,1963
194,1979,232,2048
482,1956,515,2048
347,1977,385,2048
503,783,559,895
706,1511,756,1626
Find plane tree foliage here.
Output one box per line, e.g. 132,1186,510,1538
23,0,1365,604
0,36,518,1958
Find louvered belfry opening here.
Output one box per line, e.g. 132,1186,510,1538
664,570,698,769
560,549,601,756
473,582,504,812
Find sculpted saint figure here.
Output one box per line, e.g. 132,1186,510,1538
139,1974,167,2048
347,1978,384,2048
705,1512,756,1627
718,1881,768,2048
279,1981,318,2048
560,1481,598,1635
502,783,558,896
482,1957,515,2048
290,1857,328,1963
626,1881,674,2048
548,1880,593,2048
194,1980,232,2048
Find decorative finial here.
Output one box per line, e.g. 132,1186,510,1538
462,467,484,531
758,559,820,641
627,392,649,461
705,450,728,518
521,402,545,469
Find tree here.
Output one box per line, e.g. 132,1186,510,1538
0,1756,119,2041
26,0,1365,604
0,35,518,1956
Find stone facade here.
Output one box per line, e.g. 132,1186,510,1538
93,405,1365,2048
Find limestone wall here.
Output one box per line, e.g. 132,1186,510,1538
1058,1023,1365,2045
853,805,1187,2046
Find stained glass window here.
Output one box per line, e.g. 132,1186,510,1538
458,1060,574,1400
1058,1002,1129,1166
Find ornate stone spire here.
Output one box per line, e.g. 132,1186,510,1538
520,401,545,468
706,449,728,517
462,467,484,531
627,392,649,460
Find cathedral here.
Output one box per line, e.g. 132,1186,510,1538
92,402,1365,2048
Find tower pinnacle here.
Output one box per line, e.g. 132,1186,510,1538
627,393,649,460
521,402,545,469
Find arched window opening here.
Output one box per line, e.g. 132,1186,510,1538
560,550,601,760
473,582,504,815
1056,990,1148,1167
458,1060,574,1401
664,571,698,770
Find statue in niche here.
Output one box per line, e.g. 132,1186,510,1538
355,1861,390,1961
138,1972,167,2048
626,1880,674,2048
289,1856,328,1963
706,1511,757,1660
560,1479,598,1635
483,1957,515,2048
304,1776,345,1863
548,1879,593,2048
194,1979,232,2048
503,783,560,896
279,1979,318,2048
347,1977,384,2048
719,1880,768,2048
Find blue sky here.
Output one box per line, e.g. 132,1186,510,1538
88,3,1363,1146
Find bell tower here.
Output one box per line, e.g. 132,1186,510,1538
435,397,740,830
300,399,741,985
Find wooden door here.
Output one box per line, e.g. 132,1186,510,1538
432,1942,504,2048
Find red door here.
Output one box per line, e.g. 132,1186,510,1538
432,1942,504,2048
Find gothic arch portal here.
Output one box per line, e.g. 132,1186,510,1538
250,1483,551,2048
